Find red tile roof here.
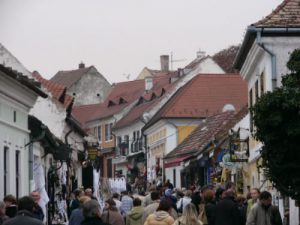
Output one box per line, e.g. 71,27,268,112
32,71,74,111
87,72,177,123
72,103,102,126
113,97,160,129
144,74,247,130
51,66,93,88
112,72,178,129
165,106,248,160
254,0,300,27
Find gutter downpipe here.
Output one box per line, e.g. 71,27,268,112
256,29,277,90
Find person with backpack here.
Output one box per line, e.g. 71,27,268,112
176,190,192,216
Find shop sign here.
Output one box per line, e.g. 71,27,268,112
88,147,98,160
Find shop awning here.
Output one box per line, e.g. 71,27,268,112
164,155,191,168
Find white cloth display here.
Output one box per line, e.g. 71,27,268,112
108,178,126,193
33,162,50,224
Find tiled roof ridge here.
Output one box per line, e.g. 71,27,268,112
185,55,210,69
32,70,74,111
73,103,102,109
195,73,240,77
161,73,239,116
254,0,300,27
56,65,93,74
165,107,248,159
0,64,47,98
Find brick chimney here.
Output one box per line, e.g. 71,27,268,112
79,62,85,69
160,55,169,72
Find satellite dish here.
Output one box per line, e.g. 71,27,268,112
222,104,235,112
142,112,150,123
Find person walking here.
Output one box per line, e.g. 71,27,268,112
143,186,156,207
112,193,122,213
214,190,241,225
70,189,84,214
69,196,91,225
85,188,98,201
101,199,125,225
3,195,17,218
3,196,43,225
0,201,9,225
30,191,44,221
176,190,192,216
246,188,260,216
142,191,160,224
121,191,133,217
81,200,109,225
203,189,216,225
173,203,203,225
126,198,144,225
144,199,174,225
246,191,282,225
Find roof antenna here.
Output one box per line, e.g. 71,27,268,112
170,52,186,70
123,73,131,80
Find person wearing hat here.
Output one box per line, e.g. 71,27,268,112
101,199,124,225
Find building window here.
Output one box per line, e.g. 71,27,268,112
13,111,17,123
255,80,259,102
97,126,102,142
105,123,113,141
260,72,265,96
249,89,254,133
173,169,176,188
16,150,20,199
124,135,129,155
4,147,9,196
117,136,122,156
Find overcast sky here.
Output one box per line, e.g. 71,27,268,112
0,0,282,83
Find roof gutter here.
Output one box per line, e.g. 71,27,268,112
255,30,277,90
234,26,300,74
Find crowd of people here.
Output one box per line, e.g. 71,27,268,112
0,180,284,225
68,180,283,225
0,192,45,225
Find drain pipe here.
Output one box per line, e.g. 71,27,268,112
256,30,277,90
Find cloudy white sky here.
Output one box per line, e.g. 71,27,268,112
0,0,282,83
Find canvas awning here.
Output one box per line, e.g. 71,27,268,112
164,155,191,168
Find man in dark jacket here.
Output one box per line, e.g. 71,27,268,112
214,190,241,225
246,191,282,225
3,196,43,225
30,191,44,221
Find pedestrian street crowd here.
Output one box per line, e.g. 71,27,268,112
0,180,283,225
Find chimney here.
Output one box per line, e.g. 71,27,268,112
196,49,206,59
79,62,85,69
160,55,169,72
145,76,153,91
177,68,184,77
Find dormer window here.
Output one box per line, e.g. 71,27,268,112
107,100,116,107
119,97,127,104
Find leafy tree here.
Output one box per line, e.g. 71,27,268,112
252,49,300,200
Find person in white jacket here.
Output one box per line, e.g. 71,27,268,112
176,190,192,214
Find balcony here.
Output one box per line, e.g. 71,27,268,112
112,156,128,164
